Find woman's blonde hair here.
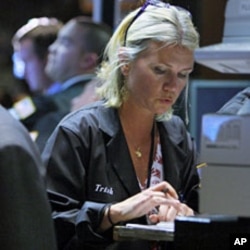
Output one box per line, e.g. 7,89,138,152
96,3,199,120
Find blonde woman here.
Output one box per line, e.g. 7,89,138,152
42,1,200,249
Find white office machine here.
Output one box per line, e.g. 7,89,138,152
194,0,250,74
199,113,250,216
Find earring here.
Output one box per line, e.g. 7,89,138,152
121,63,130,75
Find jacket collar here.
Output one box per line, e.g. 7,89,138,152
96,101,186,145
95,101,120,136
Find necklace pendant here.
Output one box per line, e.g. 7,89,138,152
135,148,142,158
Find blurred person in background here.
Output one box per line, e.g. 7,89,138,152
9,17,63,141
70,77,101,111
31,16,112,152
0,104,57,250
45,16,112,113
12,17,63,95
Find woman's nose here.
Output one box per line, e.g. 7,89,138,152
163,73,178,91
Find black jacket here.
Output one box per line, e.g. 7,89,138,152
42,101,200,250
0,105,57,250
33,77,93,152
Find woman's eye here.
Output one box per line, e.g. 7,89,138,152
178,73,188,79
154,67,166,74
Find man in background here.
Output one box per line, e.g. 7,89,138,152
9,17,63,141
45,16,112,112
12,17,63,95
34,16,112,151
70,77,101,111
0,105,57,250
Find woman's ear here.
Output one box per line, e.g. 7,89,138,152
118,47,130,76
120,63,130,76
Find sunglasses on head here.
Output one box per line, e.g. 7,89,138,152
123,0,191,46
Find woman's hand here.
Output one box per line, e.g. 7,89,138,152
99,181,181,231
113,181,180,221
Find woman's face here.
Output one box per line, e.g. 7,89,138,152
123,42,194,116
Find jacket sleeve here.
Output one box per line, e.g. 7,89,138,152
42,125,113,249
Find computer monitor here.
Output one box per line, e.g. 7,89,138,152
188,79,250,150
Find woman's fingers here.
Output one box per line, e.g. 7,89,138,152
112,181,192,223
148,202,195,224
112,188,180,222
176,203,194,216
150,181,178,199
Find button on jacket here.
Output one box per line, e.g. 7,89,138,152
42,101,200,250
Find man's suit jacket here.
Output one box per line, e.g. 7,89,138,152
0,105,57,250
53,80,90,113
34,77,93,152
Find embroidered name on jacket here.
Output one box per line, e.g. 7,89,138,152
95,184,114,195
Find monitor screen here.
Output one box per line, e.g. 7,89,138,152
188,79,250,150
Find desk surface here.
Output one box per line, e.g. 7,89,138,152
113,225,174,242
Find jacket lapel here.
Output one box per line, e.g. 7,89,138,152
108,132,141,196
97,105,140,197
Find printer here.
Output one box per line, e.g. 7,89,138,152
173,114,250,250
199,113,250,216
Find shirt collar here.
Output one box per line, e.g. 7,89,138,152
45,82,62,95
61,74,95,91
